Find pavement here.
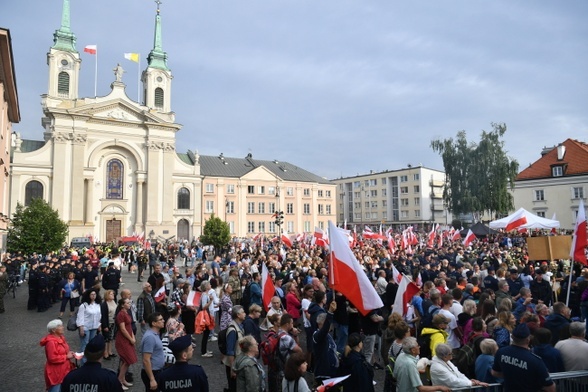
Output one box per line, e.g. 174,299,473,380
0,268,385,391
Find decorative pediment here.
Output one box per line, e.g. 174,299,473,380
67,100,166,124
241,166,282,181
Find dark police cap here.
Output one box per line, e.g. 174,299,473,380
168,334,192,355
512,323,530,339
85,334,105,353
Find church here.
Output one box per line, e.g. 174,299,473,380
9,0,336,243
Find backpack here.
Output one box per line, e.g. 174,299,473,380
67,304,83,331
420,304,440,330
218,324,237,355
452,343,475,378
241,282,252,312
260,330,287,370
384,344,403,392
417,332,434,359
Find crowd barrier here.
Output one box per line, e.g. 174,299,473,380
451,370,588,391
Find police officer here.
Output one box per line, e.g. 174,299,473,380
61,334,124,392
506,267,524,298
102,262,121,299
483,266,499,292
157,334,209,392
491,323,555,392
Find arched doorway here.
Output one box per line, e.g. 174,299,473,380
177,219,189,242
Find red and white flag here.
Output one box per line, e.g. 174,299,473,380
416,272,423,288
84,44,97,55
505,209,528,231
363,226,377,239
392,275,420,317
186,289,201,308
451,229,461,241
281,233,293,248
328,221,383,315
313,227,329,247
261,262,275,310
427,224,438,247
392,265,403,284
154,286,166,303
570,199,587,265
463,229,476,247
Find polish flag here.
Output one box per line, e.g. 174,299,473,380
154,286,166,303
427,224,437,247
186,289,202,308
392,275,420,317
416,272,423,288
281,234,293,248
84,45,97,55
451,229,461,241
438,231,443,248
463,229,476,247
505,209,528,231
261,262,275,311
387,234,396,255
328,221,383,315
392,265,403,284
570,199,587,265
363,226,377,239
313,227,329,247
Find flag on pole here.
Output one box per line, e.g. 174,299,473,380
261,262,274,310
570,199,587,265
187,289,202,308
451,229,461,241
505,209,528,231
84,45,97,54
154,286,166,303
124,52,140,62
392,265,403,284
328,221,383,315
416,272,423,288
463,229,476,247
281,233,293,248
392,275,420,317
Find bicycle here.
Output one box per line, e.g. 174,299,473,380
7,274,20,299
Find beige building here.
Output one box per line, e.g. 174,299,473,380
513,139,587,230
0,28,20,251
194,153,336,236
9,2,334,242
332,166,451,229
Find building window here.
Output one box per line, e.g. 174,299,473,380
382,200,387,207
354,192,361,199
535,190,545,201
401,198,409,207
258,222,265,233
304,203,310,214
353,181,361,188
318,204,324,215
154,87,164,109
205,183,214,193
269,222,276,233
382,211,388,219
226,184,235,194
226,201,234,214
286,187,294,196
414,185,420,193
25,180,44,206
205,200,214,213
319,221,325,230
248,185,255,194
268,186,276,195
286,203,294,214
573,187,584,199
247,222,255,233
58,72,69,97
365,201,370,208
228,221,235,233
326,190,331,197
354,202,361,209
354,213,361,219
413,173,420,181
370,179,377,186
371,201,378,208
258,202,265,214
364,180,369,187
365,212,370,219
258,186,265,194
318,190,323,197
247,202,255,214
106,159,124,199
537,211,546,218
326,205,331,215
382,178,387,185
304,221,311,232
401,211,409,219
552,166,563,177
382,189,387,196
365,191,369,198
303,188,310,196
177,187,190,209
371,190,377,197
400,175,408,182
269,202,276,214
371,212,378,219
287,221,294,233
400,186,408,194
414,197,420,206
415,210,420,217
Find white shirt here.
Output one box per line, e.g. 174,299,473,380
430,356,473,388
439,309,460,349
449,300,463,319
76,302,101,330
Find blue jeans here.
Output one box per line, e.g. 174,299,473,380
48,384,61,392
334,322,348,355
79,328,98,363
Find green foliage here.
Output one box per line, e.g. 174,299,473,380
431,123,519,219
199,213,231,255
7,198,69,255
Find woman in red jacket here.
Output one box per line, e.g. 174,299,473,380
285,282,302,327
39,319,75,392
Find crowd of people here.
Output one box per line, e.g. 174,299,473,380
1,227,588,392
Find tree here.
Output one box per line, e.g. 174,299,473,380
431,123,519,220
7,198,69,255
199,213,231,255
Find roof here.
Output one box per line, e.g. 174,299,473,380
332,165,444,181
0,28,20,122
20,139,46,152
516,138,588,181
196,153,332,184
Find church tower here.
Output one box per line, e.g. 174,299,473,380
47,0,81,100
142,1,173,113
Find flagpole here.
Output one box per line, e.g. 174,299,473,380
94,49,98,97
565,261,574,307
137,55,141,103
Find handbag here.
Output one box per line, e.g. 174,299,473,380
67,306,81,331
70,290,80,299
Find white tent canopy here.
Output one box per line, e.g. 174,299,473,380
489,207,560,229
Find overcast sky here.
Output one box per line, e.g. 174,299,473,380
3,0,587,180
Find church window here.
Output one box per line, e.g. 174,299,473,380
25,180,44,206
106,159,124,199
154,87,164,109
58,72,69,97
177,187,190,209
